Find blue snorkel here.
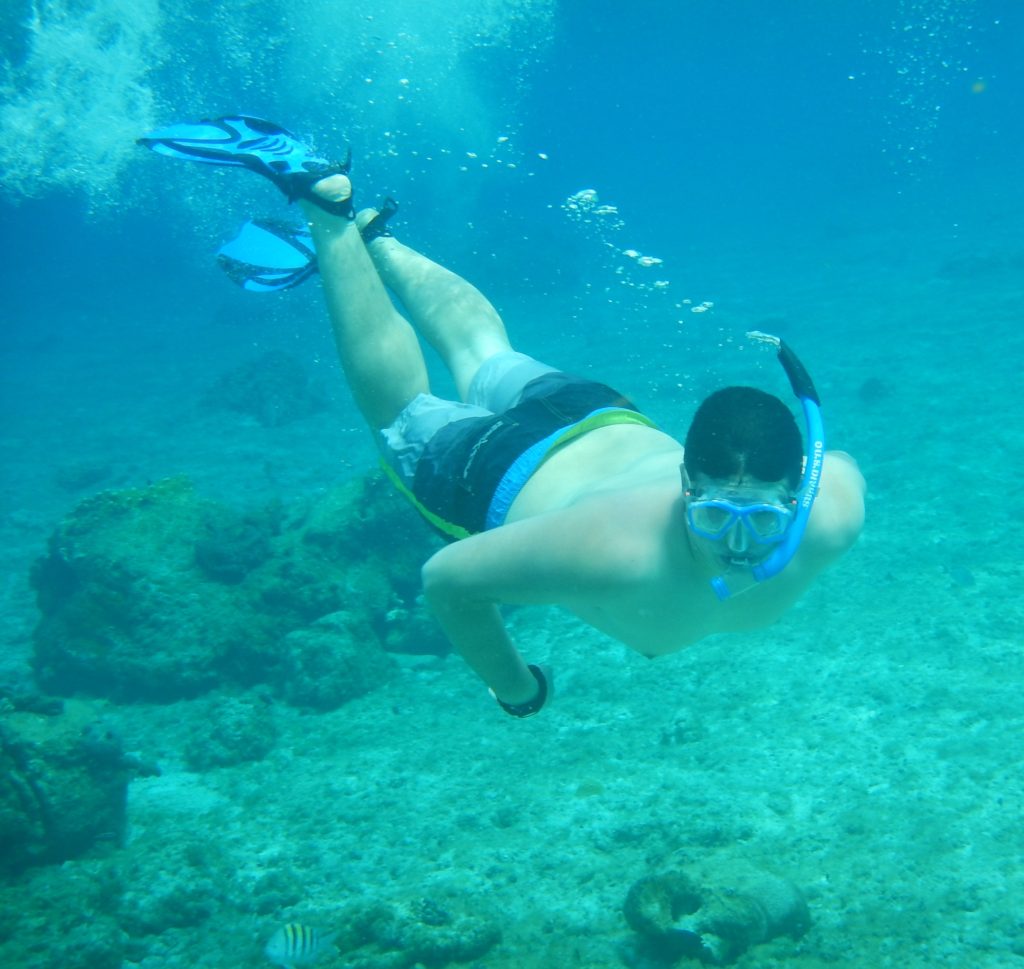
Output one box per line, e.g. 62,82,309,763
709,332,825,601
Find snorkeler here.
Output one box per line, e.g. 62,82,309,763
139,116,866,718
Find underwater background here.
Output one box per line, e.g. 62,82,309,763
1,1,1022,967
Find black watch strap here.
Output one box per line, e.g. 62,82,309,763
492,665,549,718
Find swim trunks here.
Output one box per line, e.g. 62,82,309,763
379,353,656,540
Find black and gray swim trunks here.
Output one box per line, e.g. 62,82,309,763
379,351,653,539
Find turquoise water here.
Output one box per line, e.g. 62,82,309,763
1,1,1022,966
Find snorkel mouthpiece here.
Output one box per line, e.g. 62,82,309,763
710,332,825,601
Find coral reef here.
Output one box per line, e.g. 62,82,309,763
0,700,135,876
0,857,126,969
278,473,451,657
623,863,810,965
30,473,440,706
193,503,279,584
181,691,278,770
30,477,275,700
280,612,396,711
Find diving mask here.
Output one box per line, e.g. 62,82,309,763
685,490,795,545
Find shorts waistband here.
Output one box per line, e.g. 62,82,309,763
484,406,659,529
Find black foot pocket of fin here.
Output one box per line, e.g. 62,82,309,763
361,196,399,243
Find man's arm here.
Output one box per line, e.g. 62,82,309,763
421,506,634,706
421,580,536,705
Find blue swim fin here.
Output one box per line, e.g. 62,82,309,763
216,198,399,294
217,219,318,293
138,115,353,217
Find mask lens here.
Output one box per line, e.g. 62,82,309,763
690,502,734,536
746,506,789,539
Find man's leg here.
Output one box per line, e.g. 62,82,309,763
357,212,514,401
300,177,429,430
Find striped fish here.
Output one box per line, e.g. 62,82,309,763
264,923,337,967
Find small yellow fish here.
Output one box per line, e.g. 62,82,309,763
264,923,337,968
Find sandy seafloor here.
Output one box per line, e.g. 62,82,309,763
2,164,1023,969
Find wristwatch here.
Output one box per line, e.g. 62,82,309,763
491,664,549,718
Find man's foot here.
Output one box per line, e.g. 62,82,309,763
310,173,354,211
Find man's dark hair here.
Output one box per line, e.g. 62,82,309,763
683,386,803,489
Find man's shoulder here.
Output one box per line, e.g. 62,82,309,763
805,451,866,560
